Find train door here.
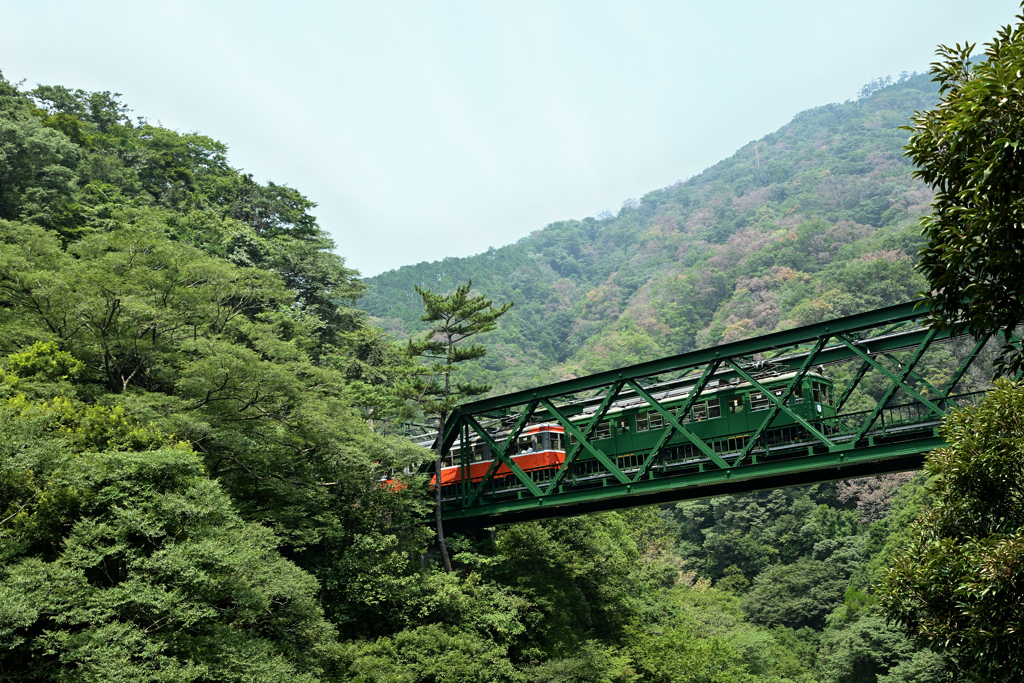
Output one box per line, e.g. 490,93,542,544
613,415,634,453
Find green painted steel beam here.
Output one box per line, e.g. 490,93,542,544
543,381,625,494
442,432,943,527
441,314,951,451
541,398,631,485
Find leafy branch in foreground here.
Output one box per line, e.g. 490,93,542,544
877,379,1024,681
907,8,1024,375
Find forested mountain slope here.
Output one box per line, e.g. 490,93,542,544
363,74,935,392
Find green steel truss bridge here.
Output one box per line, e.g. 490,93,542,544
434,301,1020,528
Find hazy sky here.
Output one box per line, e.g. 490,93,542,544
2,1,1018,275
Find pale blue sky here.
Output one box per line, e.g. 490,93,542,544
2,1,1018,275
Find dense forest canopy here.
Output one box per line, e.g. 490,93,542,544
0,55,1011,682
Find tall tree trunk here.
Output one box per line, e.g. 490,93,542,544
434,413,453,573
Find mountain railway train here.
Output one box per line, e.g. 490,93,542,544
424,368,838,502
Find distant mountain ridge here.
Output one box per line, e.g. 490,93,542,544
361,73,938,394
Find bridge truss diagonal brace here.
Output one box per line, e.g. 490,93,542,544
542,381,626,495
445,300,927,431
736,336,830,465
834,358,871,413
463,408,545,504
541,398,632,486
837,329,943,442
624,364,731,479
464,397,544,505
881,352,944,398
626,361,723,483
943,334,991,396
726,359,836,449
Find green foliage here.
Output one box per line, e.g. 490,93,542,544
818,616,931,683
664,487,861,581
907,10,1024,374
6,340,83,382
405,279,513,572
524,640,639,683
342,624,523,683
878,379,1024,681
0,109,80,228
0,71,436,670
485,514,642,656
0,402,340,681
624,617,756,683
741,558,849,630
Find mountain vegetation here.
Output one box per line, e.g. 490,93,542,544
0,15,1021,677
362,72,935,396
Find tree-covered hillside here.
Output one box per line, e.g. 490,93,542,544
363,73,935,393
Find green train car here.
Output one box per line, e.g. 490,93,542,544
562,369,837,483
438,369,838,499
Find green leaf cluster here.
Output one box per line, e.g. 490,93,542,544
878,379,1024,681
906,9,1024,374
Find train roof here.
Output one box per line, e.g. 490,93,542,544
408,366,834,447
569,368,830,419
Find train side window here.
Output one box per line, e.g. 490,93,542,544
812,381,833,407
706,398,721,419
792,383,803,402
692,402,708,421
616,417,630,433
443,449,458,468
728,397,743,413
552,433,564,451
638,410,665,430
595,421,612,439
750,392,770,411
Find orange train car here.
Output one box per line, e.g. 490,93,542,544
388,422,567,496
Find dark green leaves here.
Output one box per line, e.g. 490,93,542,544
908,13,1024,374
877,379,1024,681
0,427,341,681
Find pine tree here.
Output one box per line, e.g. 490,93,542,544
407,280,512,572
